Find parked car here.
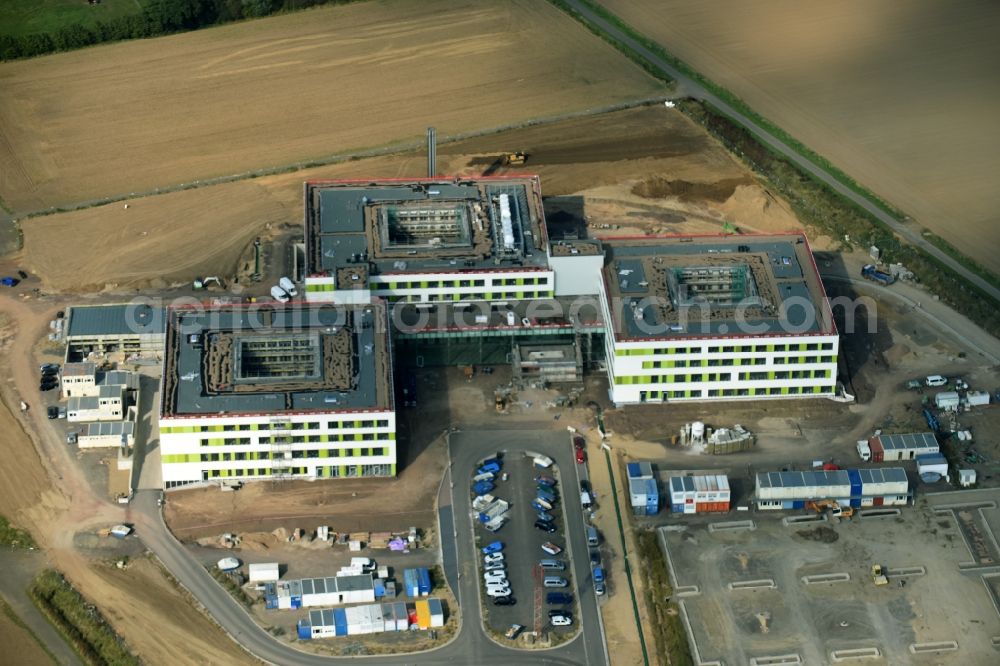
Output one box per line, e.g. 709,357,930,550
46,406,58,419
536,511,554,522
486,586,511,598
579,479,591,494
16,270,28,280
39,380,57,391
535,475,556,487
536,488,557,503
484,552,504,564
539,559,566,570
595,580,606,596
543,576,568,588
58,407,66,419
541,542,562,556
482,541,504,555
505,623,524,639
575,448,586,464
66,432,77,445
590,550,602,566
532,498,552,511
478,459,502,475
534,520,557,533
573,436,585,451
550,614,573,626
493,596,516,606
546,592,573,605
548,609,573,619
593,566,605,584
484,561,506,572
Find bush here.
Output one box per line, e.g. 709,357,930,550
0,514,36,549
29,569,140,666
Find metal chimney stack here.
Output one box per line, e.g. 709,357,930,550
427,126,436,177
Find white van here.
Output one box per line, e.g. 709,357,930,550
543,576,568,588
270,285,290,303
279,276,298,297
925,375,947,387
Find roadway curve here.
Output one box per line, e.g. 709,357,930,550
563,0,1000,304
127,422,607,666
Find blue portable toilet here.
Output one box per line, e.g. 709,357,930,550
374,578,386,598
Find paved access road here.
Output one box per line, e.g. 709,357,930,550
564,0,1000,305
127,427,607,665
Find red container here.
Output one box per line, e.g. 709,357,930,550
873,496,884,506
869,438,885,462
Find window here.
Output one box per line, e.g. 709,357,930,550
690,374,703,382
774,344,787,352
821,343,834,351
806,343,818,351
722,346,734,353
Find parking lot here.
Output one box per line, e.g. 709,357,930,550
661,491,1000,665
471,451,577,637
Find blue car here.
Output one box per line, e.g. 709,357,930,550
473,480,495,496
535,475,557,487
536,488,557,504
482,541,504,555
536,511,554,522
532,499,552,512
478,459,502,475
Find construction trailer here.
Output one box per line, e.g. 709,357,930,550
755,467,909,510
627,462,659,515
860,432,939,462
669,474,731,513
248,562,281,583
264,574,375,610
297,598,443,639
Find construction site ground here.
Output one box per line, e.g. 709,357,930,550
19,104,803,293
661,492,1000,665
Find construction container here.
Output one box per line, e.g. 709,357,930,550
867,432,938,461
916,453,949,478
393,602,409,631
415,600,431,629
248,562,280,583
416,568,431,595
755,468,909,509
959,469,977,487
403,569,420,597
427,597,445,627
627,462,654,479
629,477,659,515
669,475,731,514
967,391,991,407
935,391,961,411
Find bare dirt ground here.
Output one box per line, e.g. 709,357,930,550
602,0,1000,274
0,0,664,213
0,296,251,665
21,105,801,292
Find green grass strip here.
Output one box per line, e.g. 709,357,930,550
602,446,650,666
28,569,140,666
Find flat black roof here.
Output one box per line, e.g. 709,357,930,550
305,177,550,281
601,234,834,340
161,304,392,417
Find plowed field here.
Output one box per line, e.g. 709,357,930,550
602,0,1000,273
0,0,664,213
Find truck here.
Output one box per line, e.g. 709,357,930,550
856,440,871,461
110,524,133,539
871,564,888,586
861,264,894,285
472,480,495,496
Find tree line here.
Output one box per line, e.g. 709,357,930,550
0,0,360,61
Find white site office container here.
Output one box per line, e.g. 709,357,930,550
249,562,280,583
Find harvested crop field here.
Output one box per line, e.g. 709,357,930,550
21,106,802,292
0,0,665,214
602,0,1000,273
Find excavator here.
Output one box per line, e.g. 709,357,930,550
805,499,854,518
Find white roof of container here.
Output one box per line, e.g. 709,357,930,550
873,432,937,451
756,470,851,489
669,475,729,493
855,467,909,486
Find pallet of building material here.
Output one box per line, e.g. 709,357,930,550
370,532,393,549
706,438,756,455
348,532,369,543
